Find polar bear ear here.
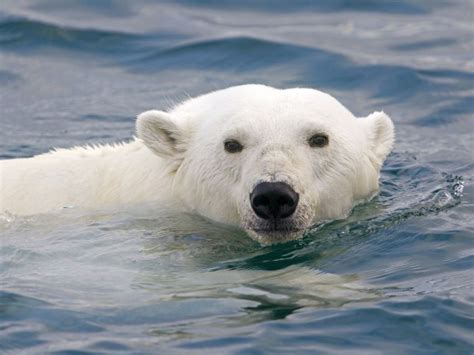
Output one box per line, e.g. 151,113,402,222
136,110,186,159
360,111,395,163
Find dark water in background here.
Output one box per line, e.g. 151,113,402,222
0,1,473,353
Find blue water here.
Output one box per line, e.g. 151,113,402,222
1,1,473,353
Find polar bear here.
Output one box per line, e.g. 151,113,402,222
0,85,394,243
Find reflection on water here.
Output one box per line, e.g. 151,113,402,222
0,0,473,353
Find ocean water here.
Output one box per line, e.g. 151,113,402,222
0,1,473,353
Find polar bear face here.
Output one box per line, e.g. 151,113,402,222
137,85,394,244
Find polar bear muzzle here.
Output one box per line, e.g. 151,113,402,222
250,182,299,220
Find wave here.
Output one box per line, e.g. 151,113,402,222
1,14,472,126
0,16,144,53
167,0,430,15
123,35,474,120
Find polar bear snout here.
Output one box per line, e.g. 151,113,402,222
250,182,299,220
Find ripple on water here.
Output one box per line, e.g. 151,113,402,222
0,0,473,352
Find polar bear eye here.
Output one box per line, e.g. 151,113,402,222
224,139,244,153
308,133,329,148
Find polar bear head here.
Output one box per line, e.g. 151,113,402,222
137,85,394,244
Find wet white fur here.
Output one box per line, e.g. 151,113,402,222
0,85,394,243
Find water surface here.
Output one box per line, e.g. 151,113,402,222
1,1,473,353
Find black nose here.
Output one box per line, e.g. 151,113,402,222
250,182,299,220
